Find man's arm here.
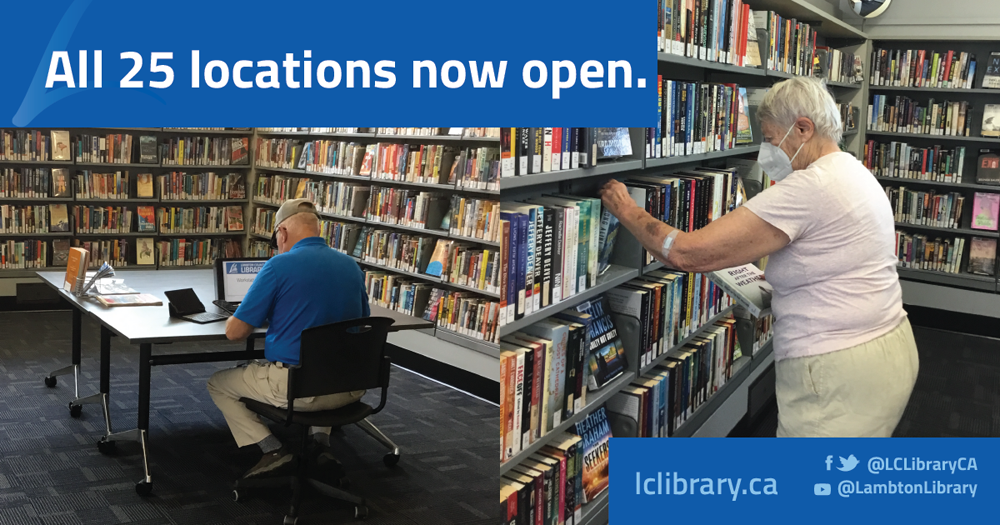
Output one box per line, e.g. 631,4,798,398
226,315,255,341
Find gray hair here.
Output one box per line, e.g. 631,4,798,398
756,77,843,144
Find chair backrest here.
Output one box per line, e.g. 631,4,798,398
288,316,395,402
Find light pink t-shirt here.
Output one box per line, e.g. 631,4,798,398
742,151,906,361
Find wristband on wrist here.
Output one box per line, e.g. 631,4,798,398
661,229,680,261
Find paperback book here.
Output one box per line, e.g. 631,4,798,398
573,405,611,504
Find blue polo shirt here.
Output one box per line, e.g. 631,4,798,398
233,236,370,365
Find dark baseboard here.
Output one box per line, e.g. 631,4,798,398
905,304,1000,339
386,344,499,404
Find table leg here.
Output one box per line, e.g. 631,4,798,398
135,343,153,495
44,309,84,416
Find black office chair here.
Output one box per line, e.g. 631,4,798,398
233,316,397,524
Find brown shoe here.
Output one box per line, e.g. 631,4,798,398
243,447,294,479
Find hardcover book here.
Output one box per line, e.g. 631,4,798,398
977,150,1000,185
424,239,453,277
982,105,1000,138
708,263,772,317
52,239,70,266
49,204,69,232
597,128,633,158
736,87,753,145
137,206,156,232
50,130,70,161
226,206,245,232
984,52,1000,89
972,192,1000,231
572,405,611,503
136,237,155,265
969,237,997,276
231,138,249,165
136,173,154,198
597,207,619,275
139,136,158,163
560,296,628,391
51,169,70,197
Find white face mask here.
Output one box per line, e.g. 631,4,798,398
758,125,805,182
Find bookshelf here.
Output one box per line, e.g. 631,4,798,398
499,5,877,524
246,127,502,373
0,127,251,271
866,39,1000,298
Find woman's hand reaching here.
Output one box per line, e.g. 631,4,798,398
598,179,636,219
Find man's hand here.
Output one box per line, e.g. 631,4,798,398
226,315,254,341
598,179,636,219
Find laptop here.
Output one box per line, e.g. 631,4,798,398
164,288,229,324
213,258,268,315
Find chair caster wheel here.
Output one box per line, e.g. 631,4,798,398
44,376,57,388
232,489,241,502
69,403,82,418
283,515,298,525
383,453,399,468
354,505,368,519
135,481,153,497
97,439,116,455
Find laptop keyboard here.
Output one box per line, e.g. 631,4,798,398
212,300,239,314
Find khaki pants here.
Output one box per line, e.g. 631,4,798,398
776,318,919,437
207,361,365,448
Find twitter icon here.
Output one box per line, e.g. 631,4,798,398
838,455,859,472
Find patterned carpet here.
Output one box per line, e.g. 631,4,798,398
743,325,1000,438
0,311,498,525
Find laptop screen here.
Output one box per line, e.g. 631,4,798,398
221,260,266,302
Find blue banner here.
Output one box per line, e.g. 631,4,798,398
2,0,655,127
611,438,997,524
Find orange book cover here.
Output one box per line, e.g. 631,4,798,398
63,247,89,292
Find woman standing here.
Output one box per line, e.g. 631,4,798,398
599,77,919,437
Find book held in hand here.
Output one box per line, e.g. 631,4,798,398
708,263,772,318
95,293,163,307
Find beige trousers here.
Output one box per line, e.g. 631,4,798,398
207,361,365,448
776,318,919,437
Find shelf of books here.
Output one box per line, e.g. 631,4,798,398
502,5,877,522
866,40,1000,300
0,128,251,271
246,127,503,374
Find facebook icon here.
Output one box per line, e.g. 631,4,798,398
825,456,833,470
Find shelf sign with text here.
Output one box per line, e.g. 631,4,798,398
2,0,655,127
611,437,998,525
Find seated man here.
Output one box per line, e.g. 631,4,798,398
207,198,370,479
